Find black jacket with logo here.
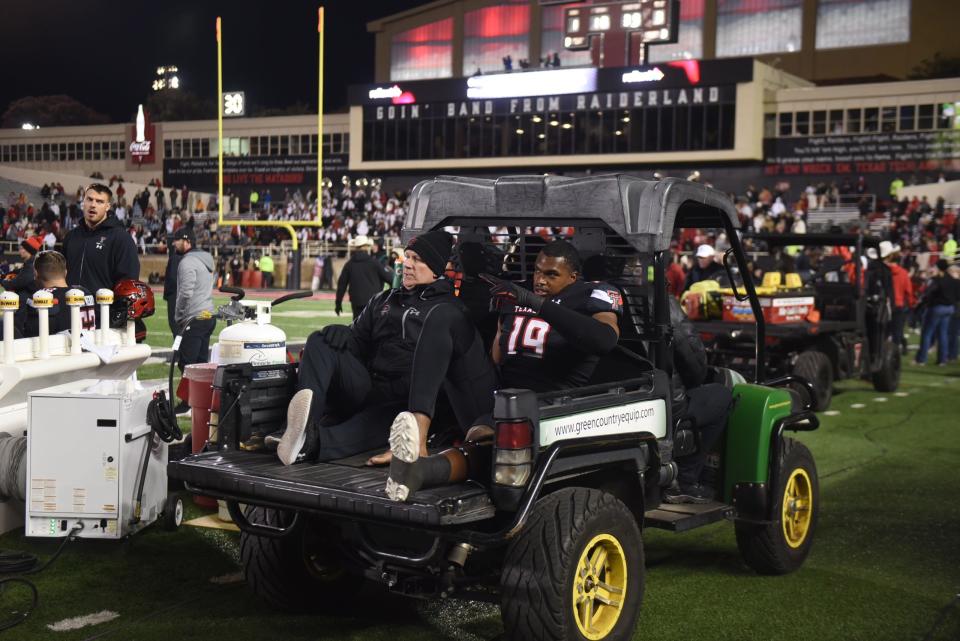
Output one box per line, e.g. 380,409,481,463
350,278,463,379
63,215,140,293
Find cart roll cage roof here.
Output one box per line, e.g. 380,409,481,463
402,174,740,252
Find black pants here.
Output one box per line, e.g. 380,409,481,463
165,295,177,337
297,306,497,461
262,272,274,288
407,303,498,430
297,334,409,461
676,383,734,486
351,304,365,321
177,318,216,372
890,307,908,351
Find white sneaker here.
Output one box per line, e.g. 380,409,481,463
277,389,313,466
385,411,420,501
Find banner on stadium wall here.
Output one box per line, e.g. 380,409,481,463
162,154,347,193
763,131,960,177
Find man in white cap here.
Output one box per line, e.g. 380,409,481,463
335,235,393,319
684,244,724,291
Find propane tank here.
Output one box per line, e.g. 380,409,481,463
213,300,287,366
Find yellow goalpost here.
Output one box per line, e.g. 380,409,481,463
215,9,326,263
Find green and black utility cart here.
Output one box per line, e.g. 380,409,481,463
168,175,821,641
690,230,900,411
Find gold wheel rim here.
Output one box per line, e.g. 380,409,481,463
781,467,813,549
572,533,628,639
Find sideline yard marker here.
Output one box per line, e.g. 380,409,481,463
48,610,119,632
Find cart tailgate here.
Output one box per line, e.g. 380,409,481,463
168,451,495,526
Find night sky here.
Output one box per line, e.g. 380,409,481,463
3,0,427,123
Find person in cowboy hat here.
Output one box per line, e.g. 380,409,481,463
880,240,914,355
336,235,394,320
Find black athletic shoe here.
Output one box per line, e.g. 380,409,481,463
663,481,713,504
173,401,191,415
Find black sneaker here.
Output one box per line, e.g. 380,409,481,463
663,481,713,504
173,401,191,415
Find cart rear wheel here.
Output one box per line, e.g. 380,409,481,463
501,488,644,641
240,506,361,612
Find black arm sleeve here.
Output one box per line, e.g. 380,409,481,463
668,298,708,389
538,300,619,355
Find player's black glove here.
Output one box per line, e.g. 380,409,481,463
334,302,343,316
480,273,544,313
320,324,353,351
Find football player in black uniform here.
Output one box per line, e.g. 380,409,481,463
17,250,96,338
386,239,623,501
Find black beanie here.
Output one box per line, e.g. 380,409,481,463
406,230,453,277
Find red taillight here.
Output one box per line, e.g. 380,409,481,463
496,421,533,449
494,420,535,487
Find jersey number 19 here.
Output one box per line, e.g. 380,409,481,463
507,316,551,356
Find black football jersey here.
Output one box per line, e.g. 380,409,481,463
18,287,96,338
498,280,622,392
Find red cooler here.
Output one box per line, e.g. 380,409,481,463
183,362,220,508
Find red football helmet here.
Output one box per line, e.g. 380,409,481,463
110,279,156,328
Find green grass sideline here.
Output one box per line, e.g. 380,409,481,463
0,320,957,640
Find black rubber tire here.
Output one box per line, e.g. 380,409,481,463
500,488,644,641
871,339,901,392
240,506,362,612
735,438,819,575
792,350,833,411
159,494,183,531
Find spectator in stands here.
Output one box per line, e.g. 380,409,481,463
684,244,724,291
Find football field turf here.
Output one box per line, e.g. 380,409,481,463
0,301,957,640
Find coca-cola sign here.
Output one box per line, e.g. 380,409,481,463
129,140,152,157
128,104,157,165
